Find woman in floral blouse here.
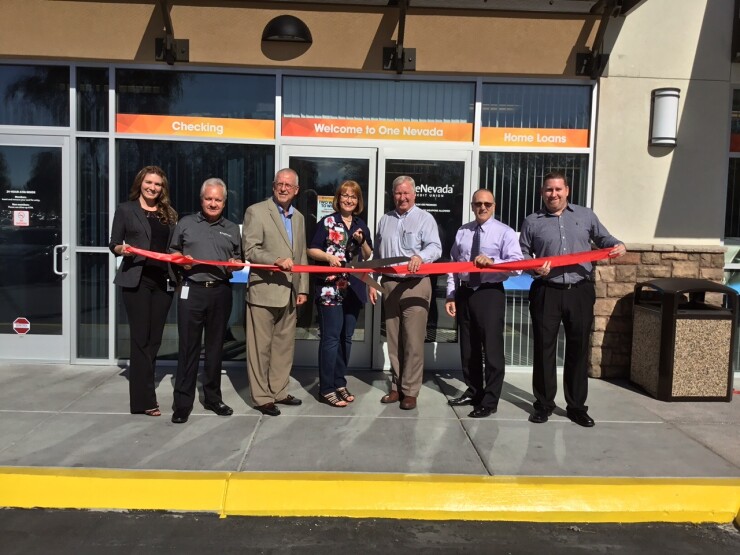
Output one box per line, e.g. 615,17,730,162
307,181,373,407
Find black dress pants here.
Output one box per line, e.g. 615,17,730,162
121,276,173,413
456,282,506,410
528,279,595,413
174,282,232,412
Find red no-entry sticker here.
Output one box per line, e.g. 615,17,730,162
13,317,30,335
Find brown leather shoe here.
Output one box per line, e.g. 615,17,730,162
255,402,280,416
380,390,400,404
400,396,417,410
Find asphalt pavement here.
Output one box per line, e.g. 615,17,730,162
1,510,739,554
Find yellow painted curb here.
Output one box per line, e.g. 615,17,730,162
0,468,229,514
1,468,740,523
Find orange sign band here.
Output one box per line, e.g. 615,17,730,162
481,127,589,148
730,133,740,152
282,117,473,142
116,114,275,140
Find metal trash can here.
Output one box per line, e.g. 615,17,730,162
630,278,737,402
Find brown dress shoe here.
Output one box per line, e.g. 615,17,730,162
255,402,280,416
380,390,400,404
400,396,417,410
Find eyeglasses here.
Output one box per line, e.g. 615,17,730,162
274,181,297,190
472,202,494,208
340,193,358,201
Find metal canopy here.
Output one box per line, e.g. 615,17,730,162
154,0,647,69
254,0,643,15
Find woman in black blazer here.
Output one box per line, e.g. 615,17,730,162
109,166,178,416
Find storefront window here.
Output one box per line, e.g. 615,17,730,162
725,92,740,372
282,76,475,143
116,69,275,120
726,91,740,238
115,139,274,360
77,253,108,358
77,67,108,132
284,76,474,122
0,64,69,126
479,152,588,232
77,138,108,247
481,83,591,129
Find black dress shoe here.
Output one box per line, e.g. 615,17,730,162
469,406,495,418
276,395,302,406
528,407,554,424
567,409,595,428
255,403,280,416
171,409,190,424
204,401,233,416
448,395,475,406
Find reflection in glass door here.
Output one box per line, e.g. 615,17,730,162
0,135,70,360
375,150,471,371
282,146,378,368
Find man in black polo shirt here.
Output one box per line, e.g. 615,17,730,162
169,178,242,424
520,171,625,428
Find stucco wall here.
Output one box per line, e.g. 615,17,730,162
592,0,733,245
1,1,598,75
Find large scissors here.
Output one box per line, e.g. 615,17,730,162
344,256,410,293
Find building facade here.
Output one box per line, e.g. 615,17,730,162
0,0,736,375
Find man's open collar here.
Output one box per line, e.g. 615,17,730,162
197,211,225,225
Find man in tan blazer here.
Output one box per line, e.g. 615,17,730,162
242,168,309,416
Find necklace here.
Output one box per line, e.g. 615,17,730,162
341,214,352,227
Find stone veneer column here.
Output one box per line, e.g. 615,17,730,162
589,244,726,378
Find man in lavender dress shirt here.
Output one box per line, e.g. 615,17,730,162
445,189,523,418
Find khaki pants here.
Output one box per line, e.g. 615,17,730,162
246,302,296,406
382,276,431,397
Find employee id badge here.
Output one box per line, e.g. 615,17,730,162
166,278,175,293
180,285,189,300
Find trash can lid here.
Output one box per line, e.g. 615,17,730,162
637,278,737,296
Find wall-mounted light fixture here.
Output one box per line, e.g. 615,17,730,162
154,0,189,65
650,87,680,147
262,15,312,43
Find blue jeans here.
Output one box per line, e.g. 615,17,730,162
317,291,362,395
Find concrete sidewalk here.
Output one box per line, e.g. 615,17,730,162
0,363,739,522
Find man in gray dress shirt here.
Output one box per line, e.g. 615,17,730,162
169,178,242,424
519,171,625,427
370,175,442,410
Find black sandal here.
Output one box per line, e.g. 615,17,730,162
320,391,348,408
336,387,355,403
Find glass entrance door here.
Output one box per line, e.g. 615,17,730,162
374,148,472,371
282,146,378,368
0,135,70,360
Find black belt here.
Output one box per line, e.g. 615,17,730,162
383,275,427,282
185,279,228,288
459,281,504,289
541,280,587,290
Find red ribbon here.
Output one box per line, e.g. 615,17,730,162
125,245,616,275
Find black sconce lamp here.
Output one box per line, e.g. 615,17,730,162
262,15,312,44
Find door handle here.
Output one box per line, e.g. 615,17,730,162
53,244,68,277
